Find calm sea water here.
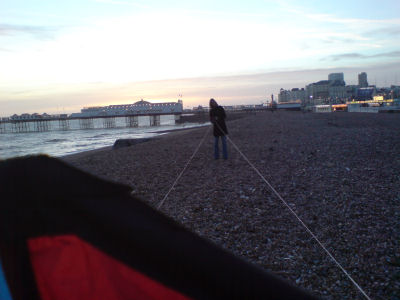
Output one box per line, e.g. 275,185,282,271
0,115,203,159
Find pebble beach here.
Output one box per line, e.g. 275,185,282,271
63,111,400,300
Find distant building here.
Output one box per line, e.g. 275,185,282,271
290,88,306,102
356,87,376,101
306,80,330,99
391,85,400,98
358,72,368,88
328,72,345,84
70,100,183,117
277,70,400,110
305,75,348,103
192,105,208,112
278,89,288,102
346,85,359,100
328,80,347,99
278,88,306,103
10,113,53,120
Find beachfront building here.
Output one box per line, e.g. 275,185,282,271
356,87,376,101
70,100,183,118
10,113,53,120
276,71,400,113
328,73,345,84
372,86,400,100
278,88,306,103
306,80,330,100
346,85,359,99
305,78,349,104
328,81,348,99
194,105,213,111
390,85,400,98
358,72,369,87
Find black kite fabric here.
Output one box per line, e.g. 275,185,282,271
0,155,317,300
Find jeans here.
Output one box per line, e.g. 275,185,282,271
214,136,228,159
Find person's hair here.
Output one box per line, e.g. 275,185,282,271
209,98,218,108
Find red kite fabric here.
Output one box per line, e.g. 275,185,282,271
28,235,190,300
0,155,317,300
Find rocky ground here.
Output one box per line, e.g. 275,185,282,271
63,111,400,300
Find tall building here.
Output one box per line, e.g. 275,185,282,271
328,73,344,83
358,72,368,87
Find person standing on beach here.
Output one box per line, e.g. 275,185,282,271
209,98,228,159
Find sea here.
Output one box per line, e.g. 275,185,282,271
0,115,204,160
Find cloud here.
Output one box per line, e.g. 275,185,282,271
371,51,400,58
366,26,400,37
0,23,57,40
321,36,357,44
92,0,148,8
322,51,400,61
287,5,400,27
280,1,400,36
322,53,364,61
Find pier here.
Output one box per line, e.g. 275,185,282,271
0,113,181,134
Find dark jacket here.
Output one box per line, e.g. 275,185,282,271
210,106,228,137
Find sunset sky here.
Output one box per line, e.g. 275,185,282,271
1,0,399,116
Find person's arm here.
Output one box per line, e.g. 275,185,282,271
209,110,216,123
221,107,226,119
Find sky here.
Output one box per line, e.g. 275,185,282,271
1,0,400,116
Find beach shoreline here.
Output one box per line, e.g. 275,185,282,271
61,112,246,160
61,123,211,161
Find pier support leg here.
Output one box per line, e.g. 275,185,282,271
149,115,160,126
35,120,50,132
59,119,69,130
12,122,29,133
174,114,181,124
125,116,138,127
103,117,116,129
79,118,94,129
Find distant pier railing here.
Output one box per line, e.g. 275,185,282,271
0,113,181,134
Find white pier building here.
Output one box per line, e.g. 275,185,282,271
70,100,183,118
